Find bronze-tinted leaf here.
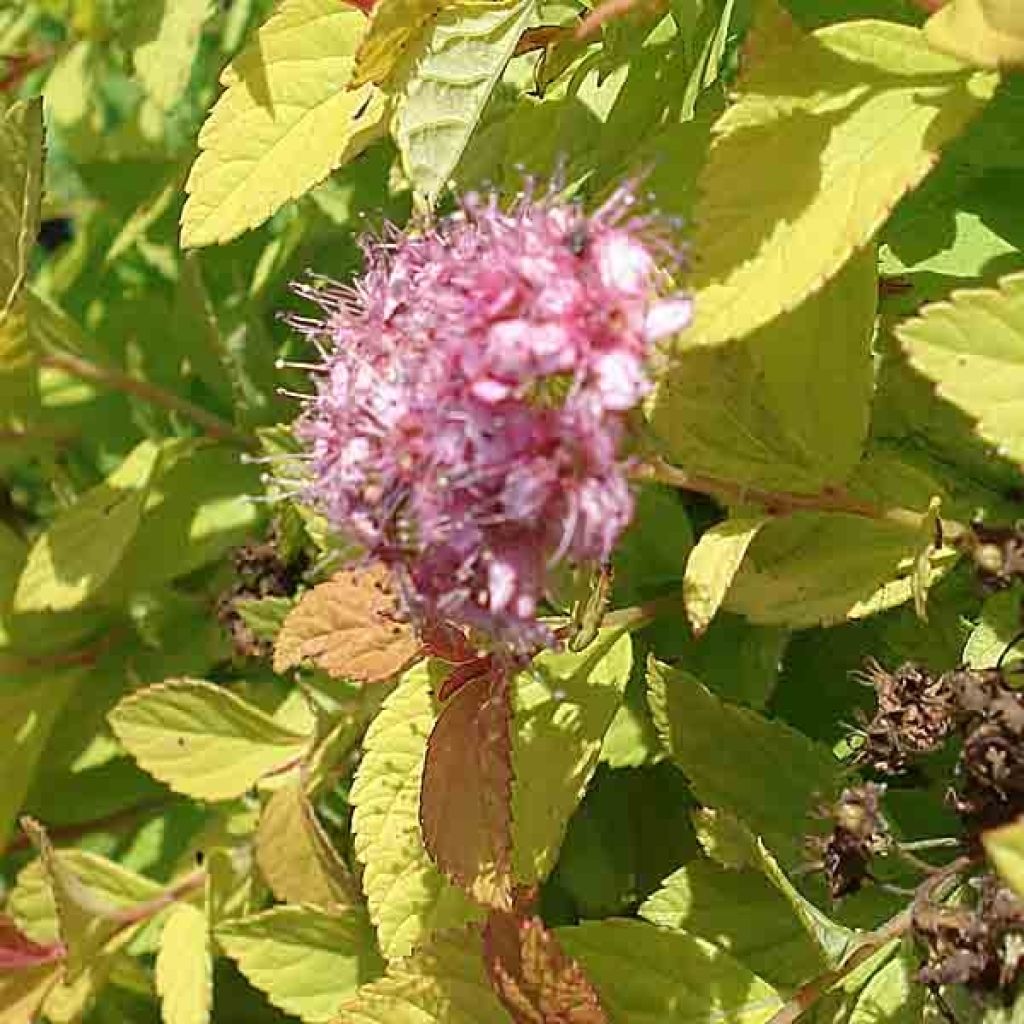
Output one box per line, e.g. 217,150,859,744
273,565,419,682
420,675,514,910
483,910,607,1024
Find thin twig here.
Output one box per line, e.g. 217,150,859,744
40,350,256,450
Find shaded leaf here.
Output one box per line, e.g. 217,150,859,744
0,916,63,971
134,0,215,110
256,780,357,908
350,0,445,89
483,911,606,1024
558,918,783,1024
687,15,996,348
217,905,383,1022
395,0,536,203
421,675,514,909
926,0,1024,70
898,271,1024,469
683,518,767,635
181,0,388,247
155,903,211,1024
108,679,309,801
964,588,1024,670
648,661,842,866
273,565,419,683
847,947,925,1023
0,962,62,1024
0,99,44,317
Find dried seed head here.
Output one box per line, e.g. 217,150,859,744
813,783,888,900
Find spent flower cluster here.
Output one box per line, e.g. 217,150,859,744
287,187,690,651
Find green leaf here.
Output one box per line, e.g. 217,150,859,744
648,660,842,865
652,247,878,493
511,629,632,883
349,665,483,961
133,0,214,110
683,517,767,635
847,947,925,1023
181,0,389,247
0,961,62,1024
686,14,997,348
639,859,828,989
722,511,956,629
964,588,1024,670
349,0,444,89
13,439,168,613
926,0,1024,70
155,903,211,1024
108,679,310,801
217,905,384,1023
0,99,44,317
235,597,293,643
394,0,535,204
557,919,783,1024
897,271,1024,469
333,928,512,1024
0,672,81,855
982,819,1024,900
256,780,357,908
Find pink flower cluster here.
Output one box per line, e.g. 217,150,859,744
289,187,690,651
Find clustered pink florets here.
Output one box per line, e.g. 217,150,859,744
289,187,690,651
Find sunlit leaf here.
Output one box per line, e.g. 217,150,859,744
0,99,44,318
155,903,211,1024
982,819,1024,900
133,0,215,110
926,0,1024,69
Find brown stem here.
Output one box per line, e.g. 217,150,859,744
40,351,256,450
108,865,208,927
635,457,966,541
768,856,976,1024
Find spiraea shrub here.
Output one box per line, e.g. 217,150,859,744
3,1,1024,1023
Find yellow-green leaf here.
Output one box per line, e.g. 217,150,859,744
13,439,167,613
0,99,44,317
349,665,482,960
558,919,783,1024
350,0,445,89
394,0,535,204
155,903,211,1024
898,271,1024,469
687,16,997,349
683,518,767,635
256,780,357,908
333,928,513,1024
108,679,310,801
0,963,62,1024
134,0,215,110
983,819,1024,899
216,905,383,1023
181,0,389,248
926,0,1024,69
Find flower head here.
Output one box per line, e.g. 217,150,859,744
288,185,690,652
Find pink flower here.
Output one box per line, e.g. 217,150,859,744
287,186,690,652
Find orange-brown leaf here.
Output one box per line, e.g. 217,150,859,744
420,675,514,910
483,911,607,1024
272,565,419,682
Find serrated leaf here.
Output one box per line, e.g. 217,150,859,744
18,820,161,982
926,0,1024,70
652,247,878,494
13,439,167,613
350,0,445,89
639,860,827,989
108,679,309,801
333,927,513,1024
686,17,996,349
217,905,383,1023
181,0,388,247
257,780,357,908
349,665,483,960
898,272,1024,468
648,660,841,866
683,518,767,635
511,629,632,884
557,919,783,1024
483,911,606,1024
722,511,956,629
0,672,81,855
421,675,513,909
274,566,420,682
134,0,214,110
155,903,211,1024
395,0,535,203
982,819,1024,900
0,99,44,318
